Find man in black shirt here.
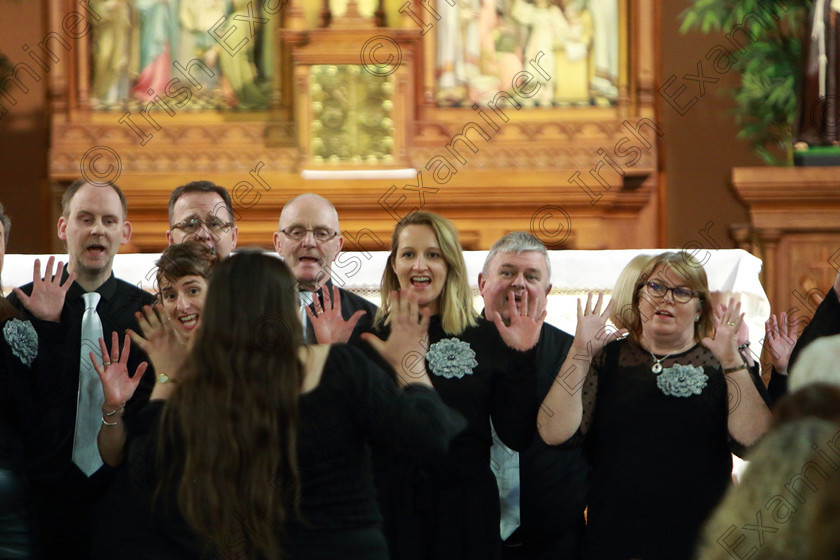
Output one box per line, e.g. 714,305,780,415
273,193,377,344
8,179,154,559
480,232,588,560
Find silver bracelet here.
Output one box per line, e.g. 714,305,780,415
103,406,124,417
101,415,119,426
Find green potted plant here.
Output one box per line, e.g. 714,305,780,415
679,0,813,165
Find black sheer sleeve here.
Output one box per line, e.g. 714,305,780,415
553,339,611,449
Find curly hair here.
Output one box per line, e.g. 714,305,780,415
154,242,219,298
155,251,304,558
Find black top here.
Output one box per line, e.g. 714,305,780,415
578,339,763,560
517,322,589,547
7,272,155,559
768,286,840,402
368,315,538,560
91,344,465,560
306,280,379,345
0,316,59,472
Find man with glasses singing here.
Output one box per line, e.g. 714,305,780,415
273,193,377,344
166,181,238,258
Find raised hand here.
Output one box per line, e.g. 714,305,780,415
361,291,432,387
13,257,75,322
493,290,547,351
572,293,627,357
702,297,743,367
90,331,149,410
306,284,367,344
127,304,188,382
716,302,754,366
764,312,798,375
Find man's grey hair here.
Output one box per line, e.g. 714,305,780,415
0,202,10,248
482,231,551,280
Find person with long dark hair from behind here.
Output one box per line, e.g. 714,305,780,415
90,251,465,559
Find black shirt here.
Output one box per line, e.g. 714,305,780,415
91,344,465,560
0,316,61,472
368,315,538,560
580,340,752,560
8,271,155,559
518,322,589,550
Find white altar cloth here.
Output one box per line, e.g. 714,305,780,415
3,249,769,348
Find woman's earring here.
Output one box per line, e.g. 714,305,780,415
695,316,700,322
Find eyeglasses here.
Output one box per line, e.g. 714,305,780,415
644,281,699,303
171,217,233,234
280,226,339,242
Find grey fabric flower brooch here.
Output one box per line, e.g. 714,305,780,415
3,319,38,367
655,363,708,398
426,338,478,379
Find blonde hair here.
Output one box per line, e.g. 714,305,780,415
697,419,840,560
375,211,477,335
610,254,653,330
630,251,714,343
789,334,840,393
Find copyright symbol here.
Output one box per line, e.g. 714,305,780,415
80,146,122,186
530,205,571,248
725,375,742,414
251,315,293,356
360,36,401,77
810,95,840,137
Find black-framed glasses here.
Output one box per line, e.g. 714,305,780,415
171,217,233,234
644,281,699,303
280,226,339,242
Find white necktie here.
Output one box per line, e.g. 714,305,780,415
490,421,521,540
73,292,105,476
299,291,313,344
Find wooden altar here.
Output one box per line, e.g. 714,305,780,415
45,0,660,252
731,166,840,326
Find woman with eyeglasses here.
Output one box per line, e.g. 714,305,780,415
538,251,772,560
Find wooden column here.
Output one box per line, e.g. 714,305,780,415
732,166,840,323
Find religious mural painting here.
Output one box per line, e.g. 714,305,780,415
89,0,274,110
434,0,620,108
87,0,620,112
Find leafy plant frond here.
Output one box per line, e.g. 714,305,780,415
680,0,813,164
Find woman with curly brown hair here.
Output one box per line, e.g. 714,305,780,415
90,251,464,559
93,242,218,468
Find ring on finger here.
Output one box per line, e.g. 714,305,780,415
103,361,111,366
727,321,736,326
